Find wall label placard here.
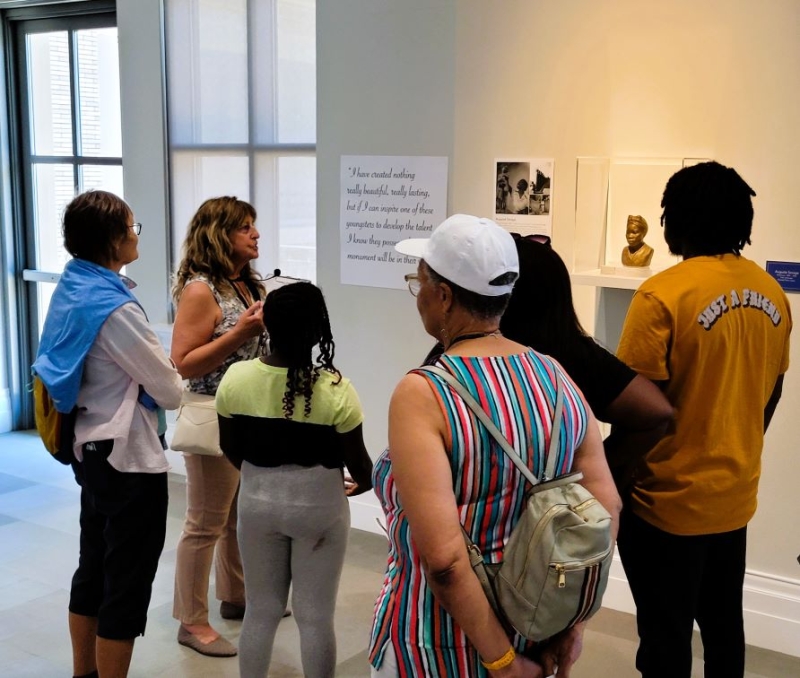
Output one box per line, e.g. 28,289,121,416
340,155,448,289
766,261,800,292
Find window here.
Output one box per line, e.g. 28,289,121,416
164,0,316,282
2,1,121,429
17,13,122,330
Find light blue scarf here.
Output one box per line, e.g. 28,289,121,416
32,258,139,413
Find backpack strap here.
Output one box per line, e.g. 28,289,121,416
419,365,565,487
543,369,565,482
418,364,576,616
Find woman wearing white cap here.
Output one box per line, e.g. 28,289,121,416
368,215,621,678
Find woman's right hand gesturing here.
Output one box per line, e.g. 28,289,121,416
234,300,264,339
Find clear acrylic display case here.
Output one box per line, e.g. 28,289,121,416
571,156,706,289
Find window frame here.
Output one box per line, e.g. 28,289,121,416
164,0,316,281
1,0,117,428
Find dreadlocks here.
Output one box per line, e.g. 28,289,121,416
263,282,341,419
661,161,755,257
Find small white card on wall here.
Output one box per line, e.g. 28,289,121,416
339,155,448,289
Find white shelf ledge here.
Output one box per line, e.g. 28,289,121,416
570,267,655,290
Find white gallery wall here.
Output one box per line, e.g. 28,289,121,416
317,0,800,657
316,0,457,525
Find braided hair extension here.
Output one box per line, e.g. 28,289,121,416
660,161,755,257
263,282,341,419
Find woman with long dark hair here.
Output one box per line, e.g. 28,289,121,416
499,236,672,486
216,281,373,678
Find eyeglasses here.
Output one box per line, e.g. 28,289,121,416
511,232,551,246
404,273,421,297
131,222,142,235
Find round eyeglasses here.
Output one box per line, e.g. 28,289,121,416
404,273,421,297
131,222,142,235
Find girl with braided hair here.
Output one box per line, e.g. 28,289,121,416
216,281,373,678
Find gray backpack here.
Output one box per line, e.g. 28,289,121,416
421,366,613,641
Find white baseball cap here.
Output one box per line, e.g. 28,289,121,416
395,214,519,296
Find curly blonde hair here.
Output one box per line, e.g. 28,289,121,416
172,196,265,302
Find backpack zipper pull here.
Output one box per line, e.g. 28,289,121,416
555,564,566,588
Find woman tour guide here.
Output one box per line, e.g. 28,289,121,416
171,196,269,657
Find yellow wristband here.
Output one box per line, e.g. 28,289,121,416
481,646,516,671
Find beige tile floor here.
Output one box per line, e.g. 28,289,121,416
0,430,798,677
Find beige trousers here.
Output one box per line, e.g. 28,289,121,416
173,453,245,625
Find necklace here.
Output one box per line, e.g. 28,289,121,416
446,329,501,350
229,277,254,307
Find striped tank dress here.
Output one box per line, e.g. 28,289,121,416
368,350,589,677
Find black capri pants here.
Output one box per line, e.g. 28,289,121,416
69,439,168,640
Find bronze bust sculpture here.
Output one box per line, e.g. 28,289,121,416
621,214,654,267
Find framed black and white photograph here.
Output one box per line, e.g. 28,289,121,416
493,158,553,236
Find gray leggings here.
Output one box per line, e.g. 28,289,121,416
237,462,350,678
